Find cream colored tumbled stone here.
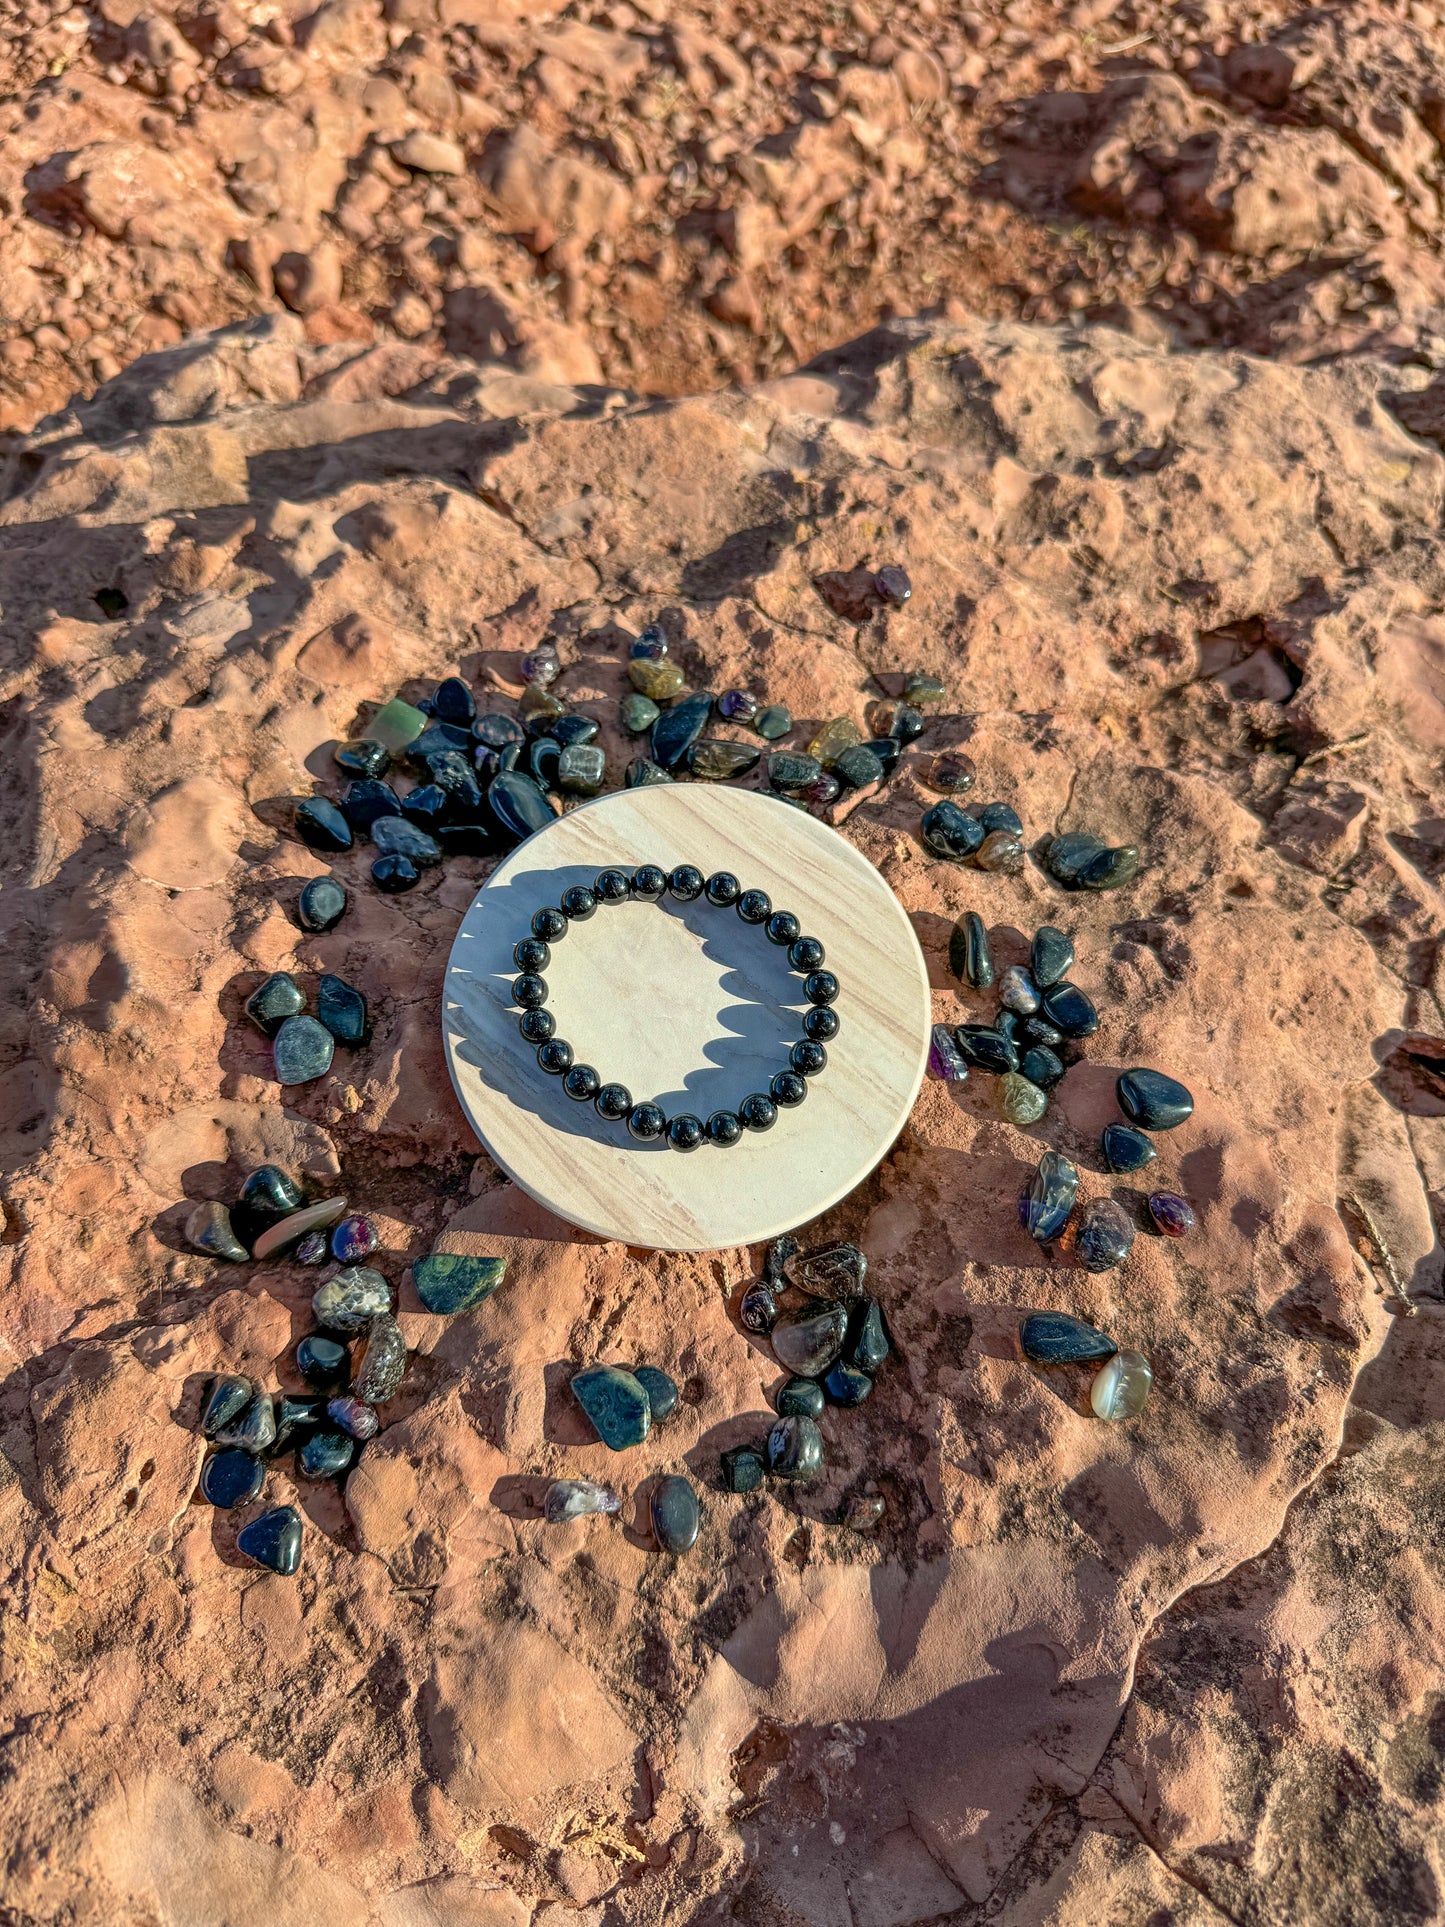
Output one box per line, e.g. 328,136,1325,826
1091,1349,1154,1421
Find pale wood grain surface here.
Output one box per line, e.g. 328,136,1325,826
443,785,930,1251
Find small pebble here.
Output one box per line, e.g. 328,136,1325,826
201,1375,254,1438
545,1478,621,1522
862,736,900,777
998,1072,1048,1126
999,966,1040,1014
233,1164,301,1234
367,698,428,755
474,713,525,749
402,784,449,829
1046,831,1107,885
489,771,557,841
432,676,475,724
1147,1192,1196,1238
334,739,389,780
764,1235,799,1286
650,1475,701,1554
767,1414,824,1482
791,1242,867,1295
772,1304,848,1376
572,1364,651,1450
250,1196,347,1262
272,1395,327,1447
1020,1044,1065,1090
620,692,660,733
413,1252,506,1314
823,1359,873,1405
236,1505,303,1574
201,1448,265,1509
921,750,976,794
690,738,759,781
652,692,713,770
928,1023,969,1083
327,1394,380,1440
185,1200,249,1263
273,1015,335,1086
740,1283,778,1333
874,564,912,604
1038,983,1099,1038
921,800,984,861
629,657,686,701
845,1298,889,1373
720,1445,768,1493
954,1024,1019,1074
520,687,565,730
754,703,793,740
1022,1150,1078,1243
1030,926,1074,987
1079,844,1141,891
1077,1198,1136,1273
833,743,885,790
867,699,924,742
317,974,366,1048
330,1215,378,1264
975,829,1025,875
519,639,561,686
1091,1349,1153,1420
298,1430,353,1479
808,717,863,766
212,1392,277,1455
371,816,442,868
557,743,607,794
1020,1312,1117,1364
631,1365,679,1423
777,1377,825,1418
843,1492,886,1532
625,757,674,787
297,1334,350,1389
298,876,347,933
718,689,758,722
373,854,420,892
1102,1124,1157,1174
630,623,668,660
313,1265,391,1333
340,778,402,831
294,797,352,853
1018,1015,1063,1049
356,1313,407,1403
949,911,993,989
1117,1068,1195,1131
245,972,304,1037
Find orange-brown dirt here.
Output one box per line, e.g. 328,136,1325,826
2,2,1445,1924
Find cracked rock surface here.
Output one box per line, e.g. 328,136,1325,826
0,313,1443,1924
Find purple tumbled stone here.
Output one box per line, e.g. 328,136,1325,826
929,1023,969,1083
294,1231,329,1266
803,773,841,808
519,639,561,686
1147,1191,1196,1238
331,1214,380,1264
874,564,912,605
327,1394,379,1440
718,689,758,722
629,624,668,661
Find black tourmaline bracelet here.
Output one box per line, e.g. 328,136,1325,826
511,863,839,1151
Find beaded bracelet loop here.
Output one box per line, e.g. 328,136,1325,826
511,863,839,1150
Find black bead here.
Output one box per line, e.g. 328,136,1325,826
537,1038,573,1074
512,973,548,1009
790,1039,827,1077
706,1110,743,1147
789,937,825,972
532,907,568,943
766,911,801,946
668,864,704,901
594,867,631,904
519,1007,556,1044
628,1102,667,1140
705,870,740,906
514,937,550,972
560,885,597,920
770,1070,808,1107
804,970,839,1006
737,889,771,924
564,1064,600,1102
739,1092,777,1132
631,863,668,900
803,1006,839,1042
668,1113,705,1152
595,1082,632,1121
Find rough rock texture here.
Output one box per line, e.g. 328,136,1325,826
0,312,1443,1924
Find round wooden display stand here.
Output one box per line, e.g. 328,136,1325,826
442,785,930,1252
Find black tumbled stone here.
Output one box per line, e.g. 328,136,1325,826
298,1429,354,1479
317,973,366,1048
298,876,347,933
777,1377,825,1418
823,1359,873,1406
650,1475,700,1553
949,911,994,988
921,800,985,860
488,770,555,845
433,676,476,725
236,1505,303,1574
340,779,402,831
373,854,420,893
1102,1123,1157,1174
201,1448,264,1509
1030,926,1074,988
1020,1312,1117,1364
954,1025,1019,1075
652,692,713,770
294,797,352,852
1117,1068,1194,1131
297,1333,350,1389
845,1298,889,1373
721,1445,767,1493
767,1414,824,1482
1039,983,1099,1038
632,1365,678,1422
245,972,304,1037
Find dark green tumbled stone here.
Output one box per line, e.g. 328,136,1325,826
1039,983,1099,1038
245,972,304,1037
201,1448,264,1509
413,1253,506,1314
689,738,760,781
294,797,352,853
620,693,660,733
845,1298,889,1373
572,1364,651,1450
1021,1150,1078,1243
1020,1045,1065,1090
299,876,347,932
273,1015,335,1086
833,744,885,790
625,757,674,787
1117,1068,1194,1131
356,1313,407,1403
823,1359,873,1406
650,1474,700,1553
1102,1123,1157,1173
767,1414,824,1482
949,911,993,988
772,1303,848,1377
236,1505,303,1574
721,1444,767,1492
652,692,713,770
754,703,792,740
1046,832,1107,885
489,770,556,842
632,1366,679,1422
1080,844,1140,891
1030,926,1074,987
921,800,985,861
371,815,443,867
1020,1312,1117,1364
777,1377,825,1418
317,973,366,1047
557,744,606,794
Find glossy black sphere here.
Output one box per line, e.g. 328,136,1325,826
803,1005,839,1042
537,1038,574,1074
804,970,839,1006
770,1070,808,1107
631,863,668,900
560,885,597,920
668,864,704,900
737,888,771,924
519,1007,556,1044
766,911,801,947
594,868,631,904
791,1039,828,1077
595,1081,632,1121
705,870,740,906
706,1109,743,1147
513,937,550,972
627,1101,667,1140
739,1092,778,1132
789,937,825,972
532,906,567,943
668,1113,705,1152
563,1064,600,1102
512,972,548,1009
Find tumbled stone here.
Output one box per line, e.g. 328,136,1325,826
791,1242,867,1296
237,1505,303,1574
271,1394,327,1448
632,1365,678,1423
928,1023,969,1083
293,1231,328,1266
764,1235,799,1286
298,1430,353,1479
1030,925,1074,987
808,716,863,766
834,743,885,790
620,692,660,733
1080,844,1141,890
998,1071,1048,1126
545,1478,621,1522
520,639,561,686
862,736,900,777
921,800,984,860
356,1313,407,1403
1019,1015,1063,1049
949,911,993,989
718,688,758,721
739,1282,777,1333
631,622,669,660
409,721,475,767
212,1392,277,1455
954,1024,1019,1074
371,815,442,867
624,757,674,788
875,564,912,603
423,750,483,816
340,778,402,831
373,854,420,892
903,671,946,705
250,1196,347,1262
767,1414,824,1482
1102,1123,1157,1174
518,685,565,728
867,699,924,742
273,1015,335,1086
777,1377,825,1418
368,697,429,755
628,657,686,701
652,692,713,770
316,974,366,1049
327,1393,380,1440
1020,1312,1117,1364
1039,982,1099,1038
1022,1150,1078,1243
413,1252,506,1314
432,675,476,724
845,1298,889,1373
329,1215,378,1264
230,1162,303,1245
572,1364,651,1449
1020,1045,1065,1090
489,770,556,842
474,712,525,749
1148,1192,1196,1237
999,966,1040,1014
975,829,1025,874
294,796,352,853
824,1359,873,1405
689,738,759,781
1117,1068,1195,1131
767,751,822,791
557,743,607,794
334,739,390,780
1077,1198,1136,1273
772,1303,848,1376
313,1265,391,1334
403,784,450,827
245,972,304,1037
720,1445,767,1493
1091,1349,1153,1420
844,1492,887,1531
185,1200,249,1263
201,1448,265,1509
201,1375,253,1439
299,875,347,932
650,1474,700,1553
922,750,976,794
297,1334,350,1388
1046,831,1108,885
754,703,792,740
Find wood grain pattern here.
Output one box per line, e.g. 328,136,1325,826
443,785,930,1251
